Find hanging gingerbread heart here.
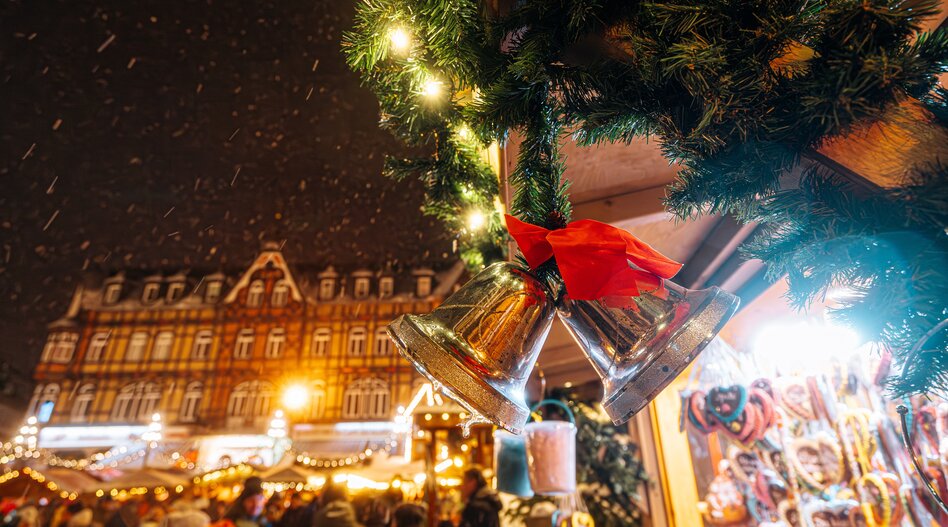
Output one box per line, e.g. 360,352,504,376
758,447,791,483
788,436,845,491
778,379,816,421
802,499,860,527
719,401,759,444
686,390,720,434
777,500,801,527
855,472,897,527
753,469,788,512
706,385,748,424
749,387,777,429
752,378,779,405
727,446,762,486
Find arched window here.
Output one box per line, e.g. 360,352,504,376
152,332,174,361
319,279,335,301
379,277,394,298
44,333,78,363
312,328,331,357
142,282,161,303
347,327,367,356
310,381,327,420
247,280,265,307
374,327,393,356
29,383,60,422
111,382,161,422
126,333,149,361
104,283,122,305
166,281,186,302
70,384,96,423
227,381,275,418
235,329,254,359
265,328,285,358
192,330,213,359
180,382,203,423
354,277,370,299
341,378,390,419
87,332,110,362
271,280,289,307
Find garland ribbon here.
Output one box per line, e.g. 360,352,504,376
505,214,682,300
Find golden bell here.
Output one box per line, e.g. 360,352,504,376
388,262,555,433
558,281,739,425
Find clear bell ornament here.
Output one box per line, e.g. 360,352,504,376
557,280,739,425
387,262,555,433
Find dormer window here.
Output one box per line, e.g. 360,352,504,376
166,282,185,302
416,276,432,298
247,280,265,307
319,279,335,301
379,277,394,298
104,283,123,305
271,280,289,307
354,277,370,299
143,282,161,303
205,281,222,303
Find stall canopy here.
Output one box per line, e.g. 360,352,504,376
95,469,188,491
259,457,320,484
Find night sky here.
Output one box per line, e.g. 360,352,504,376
0,0,451,379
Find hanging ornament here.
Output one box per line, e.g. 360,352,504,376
506,215,740,425
493,430,533,497
387,262,555,433
524,400,577,495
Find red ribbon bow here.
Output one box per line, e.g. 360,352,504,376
505,214,682,301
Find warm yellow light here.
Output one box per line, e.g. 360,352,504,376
389,27,411,53
457,125,471,140
282,384,309,410
422,79,443,99
467,211,485,231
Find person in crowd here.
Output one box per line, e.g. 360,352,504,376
66,501,94,527
105,500,140,527
161,497,210,527
16,502,40,527
391,504,425,527
311,480,359,527
92,496,119,527
276,494,307,527
220,477,267,527
458,467,501,527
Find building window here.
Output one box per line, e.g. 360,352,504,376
87,332,109,362
342,378,390,419
265,328,286,358
247,280,265,307
126,332,149,361
180,382,203,423
347,327,367,356
374,328,393,356
152,332,174,361
167,282,186,302
192,331,213,359
379,277,394,298
312,328,331,357
205,281,222,303
70,384,96,423
235,329,254,359
354,277,370,299
416,276,432,297
43,333,78,363
143,282,161,303
310,381,327,419
319,279,335,301
111,382,161,422
227,381,275,418
29,383,60,423
271,280,289,307
104,283,122,305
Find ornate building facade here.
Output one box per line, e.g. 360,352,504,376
30,243,459,452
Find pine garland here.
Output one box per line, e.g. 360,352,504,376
344,0,948,395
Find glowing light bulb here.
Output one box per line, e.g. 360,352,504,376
467,211,485,231
389,27,410,53
422,79,443,99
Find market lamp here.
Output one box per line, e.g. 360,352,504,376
282,384,309,412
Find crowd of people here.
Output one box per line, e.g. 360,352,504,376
1,468,502,527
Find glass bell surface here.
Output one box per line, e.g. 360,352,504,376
387,262,555,434
558,280,739,425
